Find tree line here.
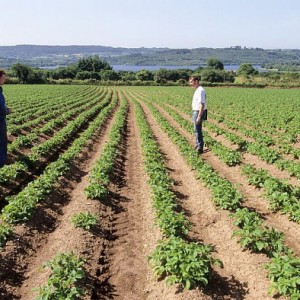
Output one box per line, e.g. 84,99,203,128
4,54,300,88
6,56,261,85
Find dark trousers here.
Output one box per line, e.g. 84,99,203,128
0,121,7,167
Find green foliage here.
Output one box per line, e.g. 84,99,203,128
84,183,109,200
246,143,280,163
11,63,33,83
0,223,13,248
85,96,128,201
149,236,222,290
200,68,223,83
237,63,258,76
242,164,300,223
35,252,85,300
71,212,98,230
276,159,300,180
77,55,111,72
155,209,190,237
0,161,27,183
135,69,154,81
100,69,119,81
207,58,224,70
52,66,77,80
265,252,300,299
241,164,269,188
232,208,286,256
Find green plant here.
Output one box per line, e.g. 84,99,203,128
35,252,85,300
0,223,13,248
241,164,269,188
232,209,286,256
71,212,98,230
265,251,300,299
149,236,222,290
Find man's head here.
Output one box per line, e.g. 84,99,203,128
0,70,7,85
188,76,199,88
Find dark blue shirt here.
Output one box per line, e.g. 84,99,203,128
0,86,9,122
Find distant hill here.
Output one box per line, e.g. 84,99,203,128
0,45,300,68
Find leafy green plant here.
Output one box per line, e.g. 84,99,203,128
0,223,13,248
241,164,269,188
84,183,109,200
242,164,300,223
71,212,98,230
265,251,300,299
149,236,222,290
85,97,128,201
35,252,85,300
232,209,286,256
155,210,190,237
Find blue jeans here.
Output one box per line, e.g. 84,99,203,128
192,111,204,151
0,121,7,167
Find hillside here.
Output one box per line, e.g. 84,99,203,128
0,45,300,68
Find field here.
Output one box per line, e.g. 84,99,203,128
0,85,300,299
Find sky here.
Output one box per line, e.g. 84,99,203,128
1,0,300,49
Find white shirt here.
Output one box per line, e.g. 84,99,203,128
192,86,206,111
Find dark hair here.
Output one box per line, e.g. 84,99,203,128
0,70,7,78
189,76,199,82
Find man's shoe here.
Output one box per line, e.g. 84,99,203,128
198,149,204,154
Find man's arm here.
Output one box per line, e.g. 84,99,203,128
0,103,9,115
196,103,204,124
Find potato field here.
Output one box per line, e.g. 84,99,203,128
0,85,300,299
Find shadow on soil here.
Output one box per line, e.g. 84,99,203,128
203,271,248,300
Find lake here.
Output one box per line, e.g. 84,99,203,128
40,64,262,72
112,65,262,72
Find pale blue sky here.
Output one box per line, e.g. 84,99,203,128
1,0,300,49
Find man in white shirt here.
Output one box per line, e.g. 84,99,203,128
189,76,207,154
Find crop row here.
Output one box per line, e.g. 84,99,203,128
203,115,300,181
142,86,300,182
0,90,118,247
8,88,108,151
0,89,112,185
242,164,300,223
8,87,104,135
35,92,127,299
203,88,300,143
165,89,300,180
130,94,221,290
207,114,300,179
131,89,300,299
6,85,94,126
85,91,128,200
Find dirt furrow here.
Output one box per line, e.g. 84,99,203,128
0,104,118,299
157,103,300,254
97,102,161,299
140,101,277,300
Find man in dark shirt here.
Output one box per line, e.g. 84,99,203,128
0,70,10,167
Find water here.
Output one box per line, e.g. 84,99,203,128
112,65,198,72
39,64,262,72
112,65,262,72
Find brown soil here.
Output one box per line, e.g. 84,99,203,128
156,102,300,256
138,102,278,300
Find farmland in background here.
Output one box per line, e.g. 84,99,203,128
0,85,299,299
